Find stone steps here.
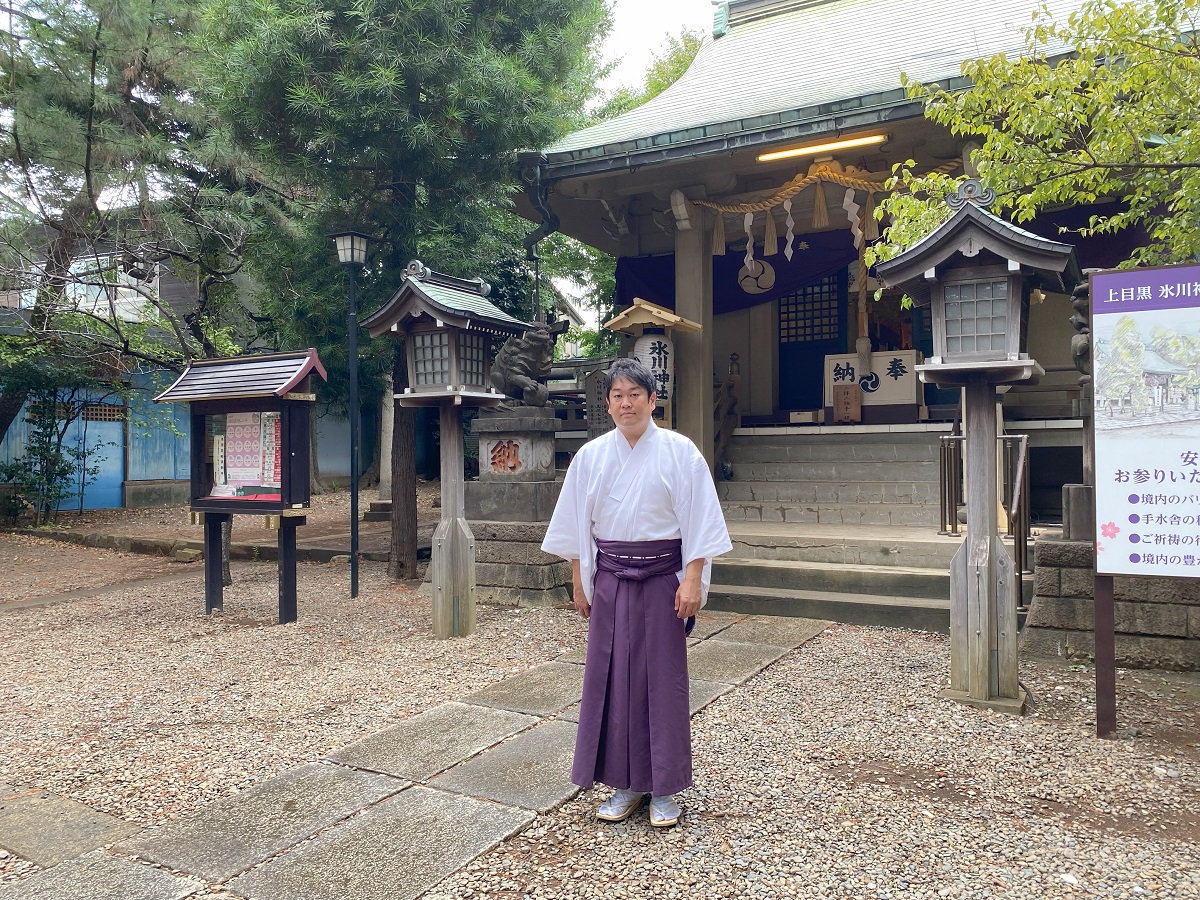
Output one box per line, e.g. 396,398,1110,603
721,500,940,527
727,522,962,568
706,584,951,633
712,556,949,600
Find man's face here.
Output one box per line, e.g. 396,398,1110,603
607,377,656,436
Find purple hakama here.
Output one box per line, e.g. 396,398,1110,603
571,538,693,796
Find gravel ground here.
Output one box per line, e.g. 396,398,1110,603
2,534,1199,897
430,627,1200,900
0,554,584,887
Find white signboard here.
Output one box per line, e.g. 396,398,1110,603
1092,263,1200,577
823,349,923,407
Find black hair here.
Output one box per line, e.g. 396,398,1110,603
605,357,657,399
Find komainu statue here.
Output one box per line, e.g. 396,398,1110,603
490,322,556,407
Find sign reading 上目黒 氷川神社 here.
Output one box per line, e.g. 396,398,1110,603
1092,262,1200,577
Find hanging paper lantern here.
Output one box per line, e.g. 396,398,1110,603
632,327,674,406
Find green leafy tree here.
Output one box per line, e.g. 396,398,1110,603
536,25,705,357
204,0,612,578
0,0,290,443
872,0,1200,268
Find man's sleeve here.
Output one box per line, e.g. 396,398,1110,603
541,451,584,560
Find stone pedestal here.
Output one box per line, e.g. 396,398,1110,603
462,406,569,607
466,406,561,521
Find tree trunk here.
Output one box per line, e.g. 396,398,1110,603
388,342,419,580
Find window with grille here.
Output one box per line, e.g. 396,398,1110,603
414,331,450,385
459,332,488,386
779,274,843,343
82,403,126,422
944,279,1008,354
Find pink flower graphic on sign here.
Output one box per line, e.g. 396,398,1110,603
1096,541,1104,554
1100,522,1120,539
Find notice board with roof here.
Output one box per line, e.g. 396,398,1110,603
155,349,327,516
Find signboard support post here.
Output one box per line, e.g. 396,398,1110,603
1094,573,1117,737
203,512,229,614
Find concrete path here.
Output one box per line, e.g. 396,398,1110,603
0,613,829,900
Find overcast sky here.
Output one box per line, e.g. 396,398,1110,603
598,0,713,93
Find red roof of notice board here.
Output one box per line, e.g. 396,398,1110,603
153,349,327,403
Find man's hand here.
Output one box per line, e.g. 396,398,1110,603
675,559,705,620
571,559,590,620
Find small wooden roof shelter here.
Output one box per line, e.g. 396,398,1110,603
154,349,327,403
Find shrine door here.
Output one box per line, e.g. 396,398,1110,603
778,269,848,410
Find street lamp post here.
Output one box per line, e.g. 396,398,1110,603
332,231,370,598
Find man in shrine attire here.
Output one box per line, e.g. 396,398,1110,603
542,358,731,827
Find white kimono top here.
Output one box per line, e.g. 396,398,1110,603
541,421,733,605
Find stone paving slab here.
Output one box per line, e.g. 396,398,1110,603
689,678,736,713
463,662,583,716
326,702,538,781
431,720,579,813
686,639,790,685
228,786,533,900
0,851,202,900
0,784,138,867
717,616,830,648
556,645,587,665
690,611,746,640
118,763,406,882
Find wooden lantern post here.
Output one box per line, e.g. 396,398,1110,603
876,181,1081,714
361,260,531,638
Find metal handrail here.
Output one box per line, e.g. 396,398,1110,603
937,432,1032,580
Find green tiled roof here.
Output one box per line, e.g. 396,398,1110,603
549,0,1086,162
413,278,529,331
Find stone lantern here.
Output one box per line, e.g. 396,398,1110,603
362,260,531,638
875,180,1081,714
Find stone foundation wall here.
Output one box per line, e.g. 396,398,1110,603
469,521,572,609
1021,537,1200,670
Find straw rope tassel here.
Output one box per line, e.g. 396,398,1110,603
864,191,879,241
711,213,726,256
763,207,778,255
811,179,829,229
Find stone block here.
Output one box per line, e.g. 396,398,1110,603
120,764,406,882
477,585,570,609
1119,601,1189,638
469,521,549,543
1061,483,1094,542
431,721,579,812
1035,538,1095,569
464,662,584,716
228,786,533,900
0,785,138,867
1022,627,1200,670
477,431,556,482
1033,566,1060,598
1025,596,1092,631
1190,607,1200,638
465,480,561,521
0,852,202,900
1059,567,1095,598
473,541,561,566
1114,576,1152,602
327,703,536,782
474,562,569,590
1150,578,1200,605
